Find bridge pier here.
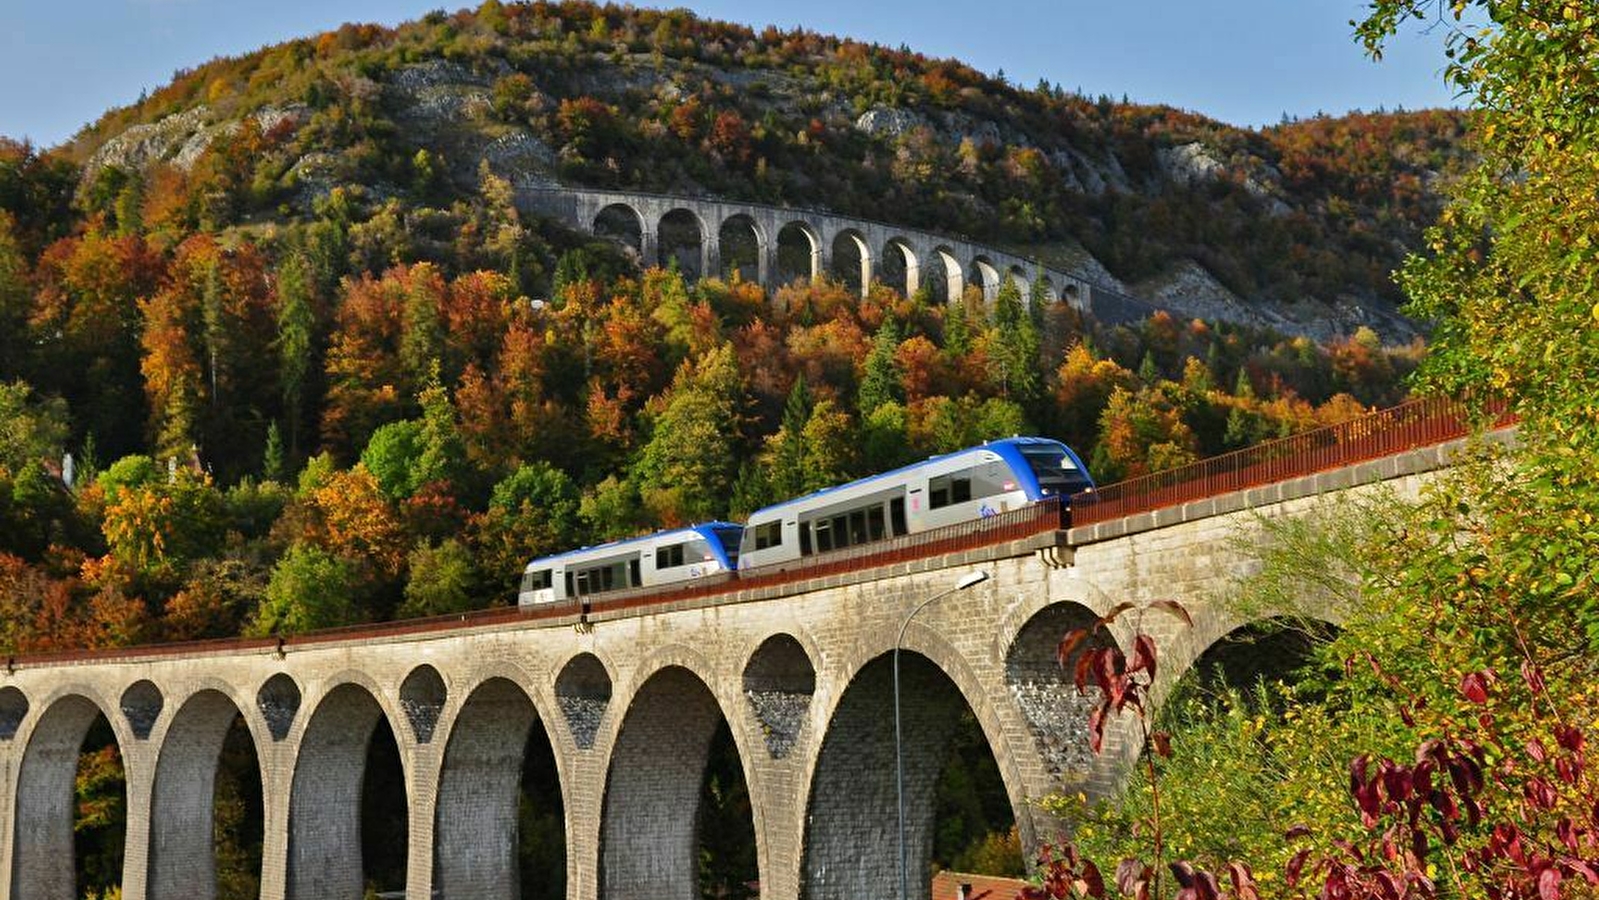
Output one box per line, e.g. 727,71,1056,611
256,743,293,900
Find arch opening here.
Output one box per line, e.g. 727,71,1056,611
926,247,964,306
1004,602,1109,784
658,208,705,281
257,673,300,741
830,230,872,297
743,634,816,759
1177,618,1337,707
13,696,126,900
1008,265,1030,299
120,679,162,741
151,691,264,900
434,678,566,900
601,666,757,900
719,214,765,284
970,257,1001,302
555,652,612,751
593,203,645,257
287,683,408,899
879,239,921,299
803,653,1021,900
776,222,821,286
0,685,28,740
400,664,447,744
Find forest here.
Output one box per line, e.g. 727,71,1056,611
4,2,1555,898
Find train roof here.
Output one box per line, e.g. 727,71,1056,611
522,521,743,571
744,437,1078,521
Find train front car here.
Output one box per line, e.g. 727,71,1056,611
517,522,744,606
988,437,1095,502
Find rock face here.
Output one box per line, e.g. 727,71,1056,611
1157,142,1291,215
1135,259,1419,342
86,104,311,176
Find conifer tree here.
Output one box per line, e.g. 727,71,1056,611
275,254,315,461
857,320,903,418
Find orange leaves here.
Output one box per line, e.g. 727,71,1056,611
302,466,408,578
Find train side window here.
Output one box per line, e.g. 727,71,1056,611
522,570,553,592
868,506,886,541
890,497,907,536
930,481,950,509
951,477,972,504
629,559,641,587
814,519,832,552
832,514,850,548
564,571,574,598
753,521,783,550
800,522,813,556
849,510,868,545
656,543,686,569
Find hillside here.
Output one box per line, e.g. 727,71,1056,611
0,0,1438,672
65,1,1468,340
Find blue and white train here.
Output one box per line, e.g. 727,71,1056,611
517,522,743,605
517,437,1093,604
736,437,1093,569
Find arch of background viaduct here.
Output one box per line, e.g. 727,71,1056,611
0,456,1449,900
518,186,1107,312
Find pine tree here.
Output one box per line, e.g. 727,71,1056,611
857,320,903,418
262,421,284,482
767,375,813,500
275,254,315,461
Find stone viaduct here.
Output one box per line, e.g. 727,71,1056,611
516,186,1158,323
0,410,1485,900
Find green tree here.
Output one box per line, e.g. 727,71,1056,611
633,345,744,524
474,462,582,595
766,376,812,500
857,320,903,418
275,253,315,461
400,538,479,618
251,542,361,635
360,420,424,501
0,381,69,475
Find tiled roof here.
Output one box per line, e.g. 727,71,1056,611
930,870,1031,900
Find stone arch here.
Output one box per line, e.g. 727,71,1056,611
600,663,759,900
1003,602,1109,785
149,688,263,900
12,689,127,900
120,678,163,740
743,633,816,759
287,681,409,899
399,663,447,744
1037,275,1059,304
434,677,564,900
593,202,645,256
257,673,301,742
658,207,707,280
801,643,1022,900
1008,264,1030,298
776,221,822,286
970,256,1001,302
0,685,28,740
1175,616,1338,700
830,228,873,297
879,237,921,298
927,246,964,305
719,213,766,284
555,652,613,751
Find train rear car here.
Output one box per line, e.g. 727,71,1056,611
518,522,743,605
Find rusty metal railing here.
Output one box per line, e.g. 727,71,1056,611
1066,395,1510,527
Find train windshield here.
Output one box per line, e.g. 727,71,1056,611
711,526,742,567
1019,443,1084,497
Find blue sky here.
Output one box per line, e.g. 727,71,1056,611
1,0,1461,148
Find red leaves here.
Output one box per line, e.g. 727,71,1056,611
1459,669,1495,704
1058,600,1190,759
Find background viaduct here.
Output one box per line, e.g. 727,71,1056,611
0,401,1485,900
517,186,1159,323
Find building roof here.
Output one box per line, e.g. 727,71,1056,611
930,870,1033,900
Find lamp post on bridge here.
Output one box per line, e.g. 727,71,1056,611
895,569,990,900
